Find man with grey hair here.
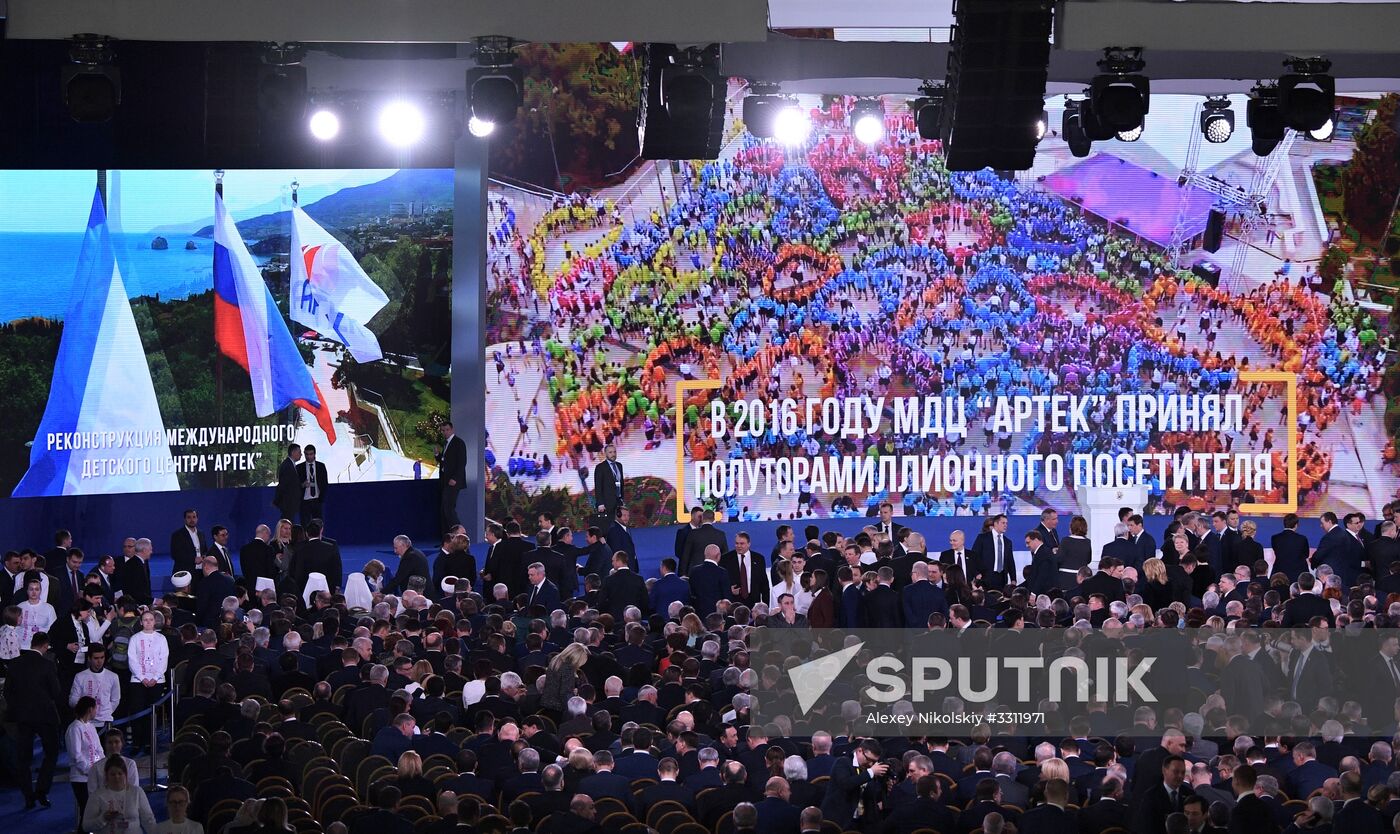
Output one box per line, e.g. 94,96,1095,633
116,537,156,605
239,523,277,588
344,664,391,733
991,751,1029,808
686,747,723,792
387,535,429,596
501,747,543,804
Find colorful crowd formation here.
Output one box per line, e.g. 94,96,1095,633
486,107,1394,522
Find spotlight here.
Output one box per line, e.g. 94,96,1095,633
1306,117,1335,141
308,109,341,142
62,35,121,123
1116,125,1143,142
910,83,945,141
1278,57,1334,132
1035,109,1049,143
1246,83,1285,157
468,116,495,138
638,43,724,159
851,99,885,145
1090,47,1149,134
258,43,308,129
468,37,523,125
1200,97,1234,144
378,100,426,148
774,103,811,146
1061,100,1093,158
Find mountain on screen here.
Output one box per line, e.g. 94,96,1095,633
191,169,453,239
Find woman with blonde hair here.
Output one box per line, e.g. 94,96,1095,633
1035,757,1081,805
394,750,434,800
539,642,589,719
680,612,706,644
1140,557,1185,611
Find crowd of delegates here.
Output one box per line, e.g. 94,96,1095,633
7,495,1400,834
484,103,1393,522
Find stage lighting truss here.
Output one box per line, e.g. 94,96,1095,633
468,36,523,128
1246,82,1286,157
661,44,722,126
62,34,121,123
1200,96,1235,144
1090,46,1149,134
910,82,945,142
1061,98,1093,158
851,98,885,145
1278,56,1334,133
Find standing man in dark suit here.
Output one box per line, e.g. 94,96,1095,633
1367,521,1400,580
1312,511,1363,588
1100,524,1142,571
274,443,303,522
1126,514,1157,567
1023,531,1059,595
196,555,237,628
240,525,277,590
649,559,691,614
435,422,467,534
386,535,430,596
1033,508,1061,554
42,530,72,579
722,533,769,609
117,538,155,606
524,562,562,614
682,510,729,576
1132,755,1192,834
605,507,638,572
596,552,648,619
54,547,88,616
860,568,901,628
1270,513,1311,579
593,443,624,517
873,502,906,545
5,630,62,809
169,508,210,578
432,531,479,596
1288,629,1334,713
1228,765,1279,834
939,530,977,581
290,519,342,598
821,739,889,830
1078,557,1127,604
688,546,730,616
296,444,330,525
207,525,236,577
973,515,1015,590
901,562,947,628
1281,572,1333,626
1016,778,1076,834
675,508,703,568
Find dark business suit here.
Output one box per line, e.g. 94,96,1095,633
169,526,210,577
5,648,63,802
860,584,901,628
117,555,154,606
1232,536,1264,575
901,579,947,627
274,455,302,520
1033,523,1061,553
649,573,691,614
1025,545,1059,595
1221,527,1244,573
688,561,730,619
606,523,638,573
432,548,480,596
386,548,431,596
597,567,648,619
1288,648,1334,712
682,524,729,576
1220,652,1267,718
1132,783,1193,834
525,579,563,614
1330,797,1386,834
435,434,467,532
721,550,770,608
593,458,625,515
1270,529,1311,579
1228,793,1280,834
1100,536,1141,570
239,538,277,587
295,459,330,525
1281,593,1333,627
1017,804,1077,834
1077,570,1126,604
290,537,343,597
1312,526,1364,588
820,757,881,829
971,529,1015,588
197,570,238,627
1368,536,1400,580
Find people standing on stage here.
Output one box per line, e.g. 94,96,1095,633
274,444,303,523
387,535,430,596
297,445,330,525
240,524,278,592
435,422,467,533
593,443,624,517
168,509,209,579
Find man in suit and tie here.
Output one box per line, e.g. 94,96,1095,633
4,630,62,809
682,510,729,576
596,552,647,619
290,519,342,598
1368,520,1400,579
1126,514,1156,568
435,422,467,533
1023,530,1058,595
1362,631,1400,730
860,567,901,628
1332,771,1386,834
577,526,612,582
1100,523,1141,571
207,525,236,576
117,537,156,606
432,531,479,597
605,507,638,572
1033,508,1061,554
169,508,210,578
524,562,562,614
820,739,890,830
1288,628,1333,713
675,507,703,569
1311,511,1364,588
1228,766,1279,834
901,561,946,628
42,530,72,579
1284,742,1337,801
1281,572,1333,627
1132,755,1192,834
386,535,430,596
973,514,1016,589
938,529,977,580
689,546,730,616
722,533,769,608
873,502,905,545
1016,778,1076,834
240,525,277,591
649,559,691,614
274,443,303,522
1078,556,1127,604
1270,513,1311,579
196,555,237,628
593,443,625,517
54,547,88,615
296,444,330,525
487,521,533,596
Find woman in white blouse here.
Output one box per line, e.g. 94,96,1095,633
769,559,813,615
83,756,158,834
66,695,105,832
127,611,168,750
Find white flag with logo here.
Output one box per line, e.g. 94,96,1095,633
289,204,389,362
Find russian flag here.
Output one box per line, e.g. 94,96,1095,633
13,185,179,497
212,191,336,443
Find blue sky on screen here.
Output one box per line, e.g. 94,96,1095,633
0,169,396,234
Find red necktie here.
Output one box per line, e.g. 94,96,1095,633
739,555,749,597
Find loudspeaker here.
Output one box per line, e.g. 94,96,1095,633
638,43,725,161
1203,209,1226,253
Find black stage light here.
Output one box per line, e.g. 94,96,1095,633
1200,96,1234,144
638,43,724,159
1062,100,1093,158
62,35,121,123
469,37,523,126
1278,57,1334,133
911,83,945,141
1247,83,1285,157
743,86,787,139
258,43,308,132
1090,47,1149,134
850,98,885,145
